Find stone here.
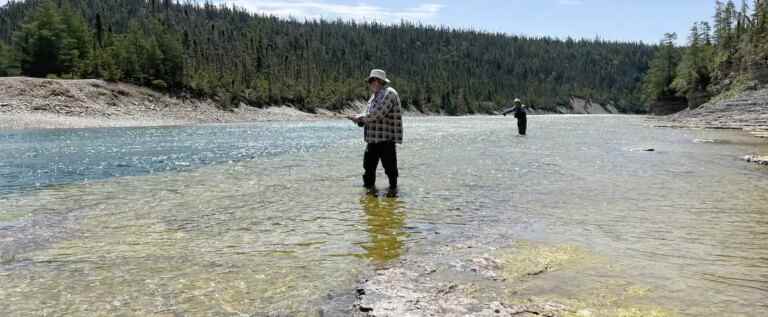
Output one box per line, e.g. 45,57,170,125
743,155,768,165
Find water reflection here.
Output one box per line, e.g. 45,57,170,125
357,194,408,263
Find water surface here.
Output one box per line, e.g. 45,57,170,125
1,116,767,316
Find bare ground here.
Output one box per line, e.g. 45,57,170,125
0,77,341,130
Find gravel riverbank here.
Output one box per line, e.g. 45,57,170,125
0,77,624,131
0,77,339,130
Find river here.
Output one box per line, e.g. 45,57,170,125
1,116,766,316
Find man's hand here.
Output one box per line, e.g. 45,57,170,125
348,115,365,127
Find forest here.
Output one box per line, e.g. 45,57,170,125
0,0,657,114
643,0,768,108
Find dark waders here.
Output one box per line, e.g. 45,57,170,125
517,116,527,135
363,141,398,189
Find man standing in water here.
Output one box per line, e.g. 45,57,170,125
503,98,527,136
349,69,403,197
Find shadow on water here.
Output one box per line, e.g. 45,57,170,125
356,194,409,264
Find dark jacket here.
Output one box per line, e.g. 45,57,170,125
503,105,527,119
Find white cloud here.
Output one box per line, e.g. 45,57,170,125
0,0,442,23
213,1,444,23
558,0,583,5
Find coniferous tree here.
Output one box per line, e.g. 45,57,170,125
95,13,104,48
750,0,768,74
0,41,20,76
673,23,715,104
643,33,680,101
646,0,768,109
0,0,656,113
60,2,92,77
13,0,69,77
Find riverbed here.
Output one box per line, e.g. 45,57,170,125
1,116,766,316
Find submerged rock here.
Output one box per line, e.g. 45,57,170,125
352,240,673,317
743,155,768,165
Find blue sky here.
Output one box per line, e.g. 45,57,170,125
1,0,715,44
210,0,715,44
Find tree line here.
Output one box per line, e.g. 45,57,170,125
0,0,656,114
643,0,768,107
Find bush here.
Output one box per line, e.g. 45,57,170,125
151,79,168,91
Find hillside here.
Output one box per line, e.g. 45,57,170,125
0,0,655,114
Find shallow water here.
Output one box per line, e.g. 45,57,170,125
0,122,359,195
1,116,767,316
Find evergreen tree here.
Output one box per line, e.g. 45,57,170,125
152,20,184,90
93,45,122,81
643,33,680,101
13,0,69,77
95,13,104,48
0,0,657,113
751,0,768,72
645,0,768,109
0,41,20,76
60,2,92,77
673,23,715,102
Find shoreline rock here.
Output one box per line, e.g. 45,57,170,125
0,77,344,131
351,240,672,317
352,243,577,317
653,86,768,135
0,77,634,131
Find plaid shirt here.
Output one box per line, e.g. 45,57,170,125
360,87,403,144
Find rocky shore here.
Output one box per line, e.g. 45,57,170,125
655,87,768,139
350,238,673,317
0,77,340,130
0,77,624,131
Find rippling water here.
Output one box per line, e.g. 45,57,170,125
1,116,767,316
0,122,359,195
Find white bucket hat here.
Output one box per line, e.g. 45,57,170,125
367,69,391,84
514,98,522,104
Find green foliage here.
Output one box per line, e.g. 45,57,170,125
0,41,20,76
643,33,681,101
645,0,768,107
60,2,93,77
12,0,68,77
672,22,715,99
0,0,656,113
92,39,123,81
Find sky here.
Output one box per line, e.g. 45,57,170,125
1,0,716,44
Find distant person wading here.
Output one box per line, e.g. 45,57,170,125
349,69,403,197
503,98,528,136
